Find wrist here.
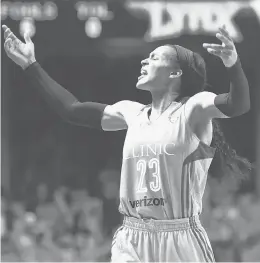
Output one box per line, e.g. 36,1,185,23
226,57,242,78
227,57,241,71
224,55,238,68
22,57,36,70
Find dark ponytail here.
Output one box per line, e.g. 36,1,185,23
166,44,253,181
209,119,253,181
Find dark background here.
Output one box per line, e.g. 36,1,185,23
1,0,260,261
2,0,259,196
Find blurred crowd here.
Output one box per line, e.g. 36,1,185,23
201,176,260,262
1,168,122,262
1,169,260,262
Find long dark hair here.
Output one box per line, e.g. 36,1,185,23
210,120,252,180
167,44,253,180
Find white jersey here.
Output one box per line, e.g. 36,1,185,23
118,98,215,219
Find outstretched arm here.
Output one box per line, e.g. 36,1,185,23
2,25,143,130
187,26,250,120
203,26,250,118
24,62,107,128
213,57,250,117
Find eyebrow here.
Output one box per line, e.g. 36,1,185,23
149,53,159,59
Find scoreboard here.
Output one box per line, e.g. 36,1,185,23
1,0,260,59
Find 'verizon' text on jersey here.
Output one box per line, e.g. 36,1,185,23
119,99,215,219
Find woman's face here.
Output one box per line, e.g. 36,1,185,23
136,45,180,92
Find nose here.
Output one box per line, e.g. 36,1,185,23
141,58,148,66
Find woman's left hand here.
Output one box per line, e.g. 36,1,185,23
203,26,238,68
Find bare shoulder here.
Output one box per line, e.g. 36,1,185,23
186,91,216,108
185,91,219,118
102,100,145,131
111,100,144,111
184,91,216,133
185,91,229,120
104,100,145,117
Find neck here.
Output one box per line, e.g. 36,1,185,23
149,90,180,120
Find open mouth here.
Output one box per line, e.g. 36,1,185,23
138,68,148,80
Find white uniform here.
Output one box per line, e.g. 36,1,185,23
112,97,216,262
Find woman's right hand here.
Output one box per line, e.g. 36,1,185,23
2,25,36,69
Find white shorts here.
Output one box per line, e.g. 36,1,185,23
111,215,215,262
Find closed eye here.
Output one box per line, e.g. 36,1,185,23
149,53,159,60
152,57,158,60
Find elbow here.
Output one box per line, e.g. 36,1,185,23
231,102,250,117
56,104,77,124
244,101,251,114
241,96,251,115
224,99,250,117
231,92,251,116
61,102,87,126
62,106,77,124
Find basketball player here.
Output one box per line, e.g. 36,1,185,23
2,24,251,262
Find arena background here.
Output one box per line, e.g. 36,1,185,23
1,0,260,261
